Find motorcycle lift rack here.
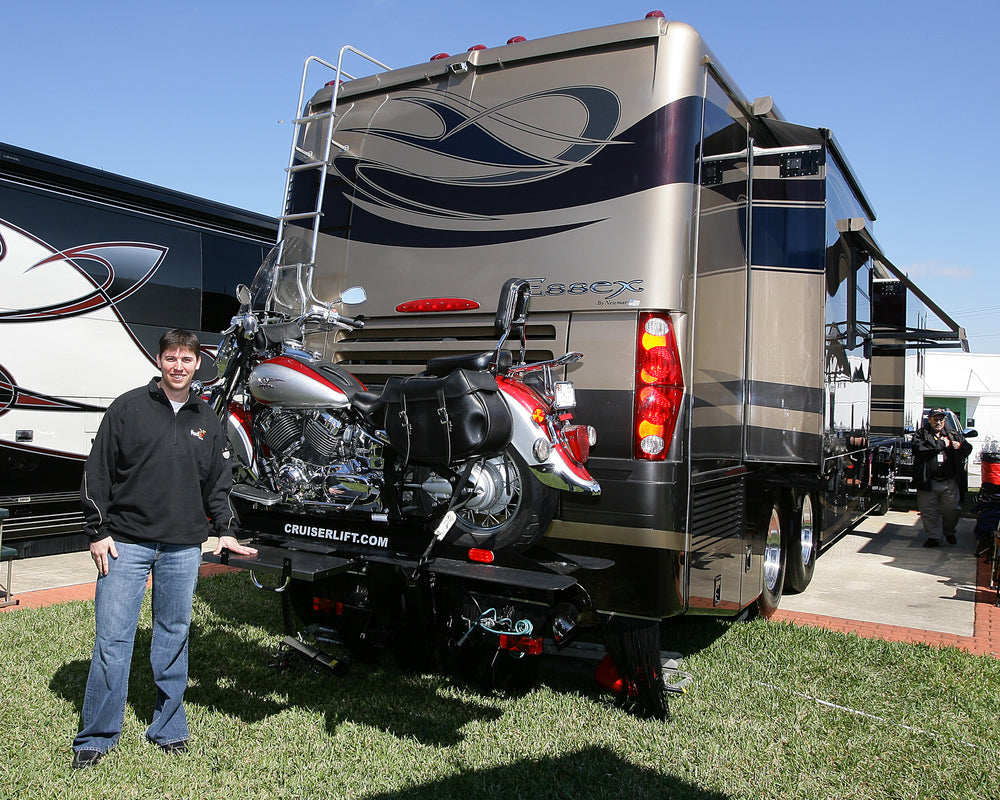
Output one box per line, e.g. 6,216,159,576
205,544,692,695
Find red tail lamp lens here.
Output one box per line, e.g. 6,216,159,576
499,635,543,655
563,425,593,464
468,548,494,564
634,313,683,460
395,298,480,313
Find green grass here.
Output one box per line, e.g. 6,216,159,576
3,573,999,800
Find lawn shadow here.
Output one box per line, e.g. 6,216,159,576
49,621,503,747
187,620,504,746
361,745,732,800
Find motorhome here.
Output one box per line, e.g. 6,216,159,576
230,13,965,626
0,143,277,555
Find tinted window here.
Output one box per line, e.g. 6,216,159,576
200,235,269,334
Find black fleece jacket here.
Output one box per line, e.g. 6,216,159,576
80,379,237,545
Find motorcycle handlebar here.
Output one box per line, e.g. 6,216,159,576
302,309,365,330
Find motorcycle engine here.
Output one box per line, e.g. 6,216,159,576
255,407,383,510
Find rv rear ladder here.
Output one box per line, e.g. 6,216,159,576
277,48,391,265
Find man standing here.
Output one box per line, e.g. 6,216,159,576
912,407,972,548
72,329,257,769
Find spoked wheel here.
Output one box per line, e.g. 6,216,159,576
413,447,557,552
784,492,817,594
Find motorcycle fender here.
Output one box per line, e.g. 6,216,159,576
499,383,600,496
226,403,256,473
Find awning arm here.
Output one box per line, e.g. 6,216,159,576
837,218,969,352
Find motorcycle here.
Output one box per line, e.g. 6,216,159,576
211,238,599,559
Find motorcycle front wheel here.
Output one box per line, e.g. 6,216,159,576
413,447,557,553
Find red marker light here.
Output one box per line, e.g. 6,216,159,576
430,53,450,61
499,635,543,655
468,44,486,51
468,548,494,564
395,298,480,313
645,10,665,19
506,36,527,44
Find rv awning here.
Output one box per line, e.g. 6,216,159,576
837,218,969,353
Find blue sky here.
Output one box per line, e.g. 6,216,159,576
3,1,998,350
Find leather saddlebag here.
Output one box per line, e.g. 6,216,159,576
384,369,512,465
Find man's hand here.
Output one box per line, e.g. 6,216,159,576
214,536,258,557
90,536,118,576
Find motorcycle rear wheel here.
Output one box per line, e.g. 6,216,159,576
417,447,557,552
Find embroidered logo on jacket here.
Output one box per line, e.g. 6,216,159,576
190,429,207,440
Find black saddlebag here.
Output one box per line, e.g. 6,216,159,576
384,369,512,465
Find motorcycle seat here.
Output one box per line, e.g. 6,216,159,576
424,350,511,376
350,390,385,417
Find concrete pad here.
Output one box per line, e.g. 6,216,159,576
779,509,979,637
12,550,95,594
10,541,221,595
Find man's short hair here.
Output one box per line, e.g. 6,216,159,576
159,329,200,357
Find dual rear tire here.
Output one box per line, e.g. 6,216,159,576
754,490,817,618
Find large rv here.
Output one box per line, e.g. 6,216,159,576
228,13,964,628
0,143,277,556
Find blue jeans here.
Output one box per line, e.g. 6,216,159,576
73,541,201,753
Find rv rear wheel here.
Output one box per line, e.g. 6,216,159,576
756,497,787,618
784,491,817,594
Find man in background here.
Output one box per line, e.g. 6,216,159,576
912,407,972,548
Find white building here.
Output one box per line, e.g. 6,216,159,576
906,350,1000,485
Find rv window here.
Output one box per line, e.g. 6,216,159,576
201,235,270,334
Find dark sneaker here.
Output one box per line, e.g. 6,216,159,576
157,740,189,754
944,533,957,545
71,749,104,770
923,538,941,548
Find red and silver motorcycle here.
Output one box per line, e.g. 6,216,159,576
212,240,598,561
207,242,622,697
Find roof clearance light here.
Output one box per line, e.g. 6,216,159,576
430,52,451,61
507,36,527,44
468,44,487,51
645,10,666,19
395,298,481,313
634,312,683,460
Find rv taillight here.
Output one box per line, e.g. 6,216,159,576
395,298,481,313
634,312,683,460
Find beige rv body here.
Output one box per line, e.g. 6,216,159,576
276,16,907,617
